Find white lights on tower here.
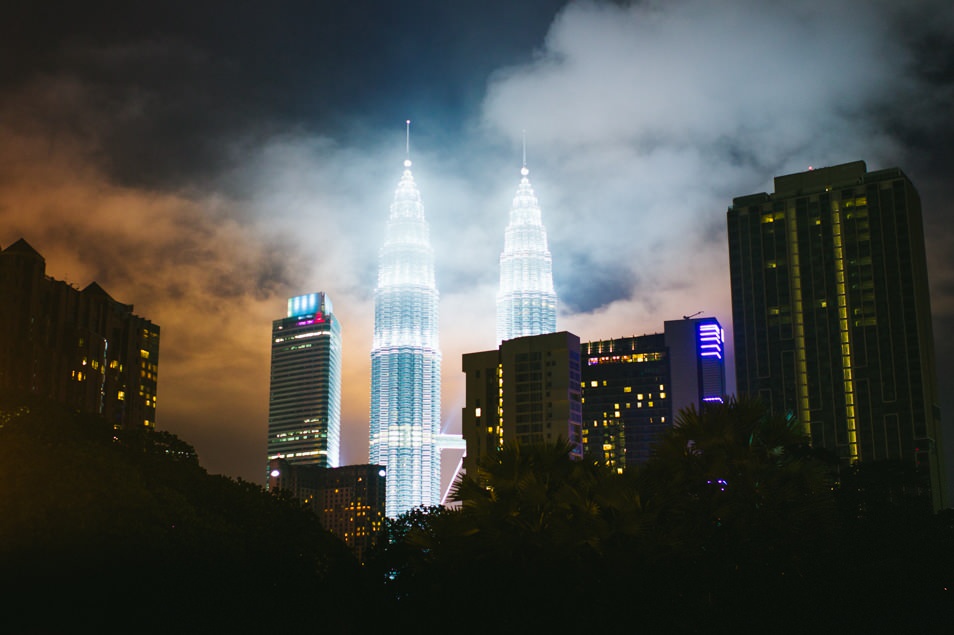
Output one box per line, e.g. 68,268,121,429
496,160,557,344
369,150,442,518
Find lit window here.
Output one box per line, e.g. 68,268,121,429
624,386,632,393
475,407,481,417
590,380,598,387
660,392,666,399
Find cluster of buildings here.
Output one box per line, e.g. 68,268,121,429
3,150,944,560
263,154,947,559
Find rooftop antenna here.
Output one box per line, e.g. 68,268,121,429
405,119,411,167
683,310,703,320
521,129,528,176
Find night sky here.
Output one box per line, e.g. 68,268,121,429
2,0,953,492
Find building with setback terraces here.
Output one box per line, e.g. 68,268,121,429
369,152,442,517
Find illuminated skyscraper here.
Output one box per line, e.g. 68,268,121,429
268,292,341,468
496,156,557,344
370,152,442,518
728,161,945,510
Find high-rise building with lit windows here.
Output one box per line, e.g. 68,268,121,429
268,292,341,469
461,331,582,479
0,238,159,430
727,161,945,510
496,159,557,344
580,317,726,470
267,459,385,563
370,156,442,518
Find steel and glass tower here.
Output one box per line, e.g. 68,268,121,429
268,292,341,469
370,151,442,518
496,156,557,344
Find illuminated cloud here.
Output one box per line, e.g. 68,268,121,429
1,0,952,488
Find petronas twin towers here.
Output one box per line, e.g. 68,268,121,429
370,139,557,517
496,162,558,344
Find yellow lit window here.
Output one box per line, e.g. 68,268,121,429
624,386,632,393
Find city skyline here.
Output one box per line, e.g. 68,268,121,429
1,1,952,492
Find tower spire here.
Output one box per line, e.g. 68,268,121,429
521,130,528,176
496,137,557,344
371,128,442,517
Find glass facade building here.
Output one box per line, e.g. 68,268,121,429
727,161,945,510
496,163,557,344
268,292,341,469
370,158,442,518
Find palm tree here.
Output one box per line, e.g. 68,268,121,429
638,396,839,628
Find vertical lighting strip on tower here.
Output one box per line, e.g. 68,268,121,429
786,205,812,434
831,202,859,462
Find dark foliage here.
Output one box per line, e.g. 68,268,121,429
0,391,365,634
4,391,951,633
366,397,954,634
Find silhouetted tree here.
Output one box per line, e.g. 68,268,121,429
0,390,365,634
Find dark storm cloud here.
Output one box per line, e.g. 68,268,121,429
2,1,570,191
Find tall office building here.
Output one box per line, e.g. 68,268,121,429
581,317,726,470
461,331,582,479
370,155,442,518
268,292,341,468
0,238,159,430
496,158,557,344
727,161,945,509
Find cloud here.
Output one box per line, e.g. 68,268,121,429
2,0,952,489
